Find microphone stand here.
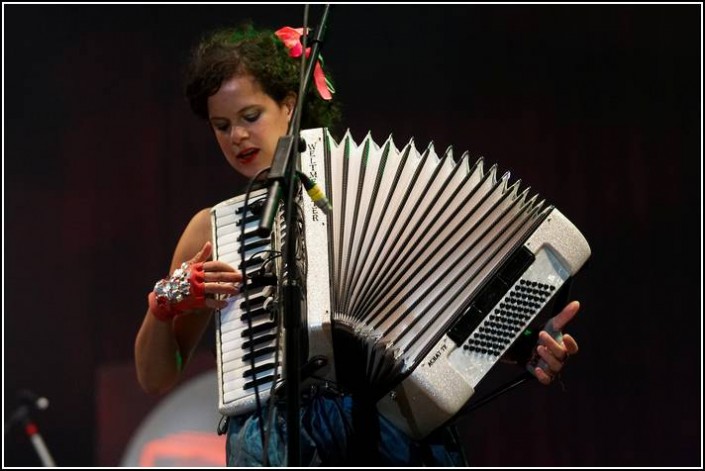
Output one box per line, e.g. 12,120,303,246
258,5,331,466
5,404,57,467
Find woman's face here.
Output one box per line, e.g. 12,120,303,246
207,75,294,179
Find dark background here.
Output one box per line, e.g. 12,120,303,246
3,4,701,467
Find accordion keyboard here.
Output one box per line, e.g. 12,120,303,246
211,190,283,416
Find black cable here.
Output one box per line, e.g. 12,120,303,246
250,249,283,465
239,165,273,458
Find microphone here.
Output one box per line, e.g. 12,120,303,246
4,389,50,437
18,389,50,411
296,171,332,214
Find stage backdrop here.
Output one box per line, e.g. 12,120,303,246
3,4,701,467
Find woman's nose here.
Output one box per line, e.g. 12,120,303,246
231,126,248,144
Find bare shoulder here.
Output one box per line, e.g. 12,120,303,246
170,208,213,270
186,208,213,238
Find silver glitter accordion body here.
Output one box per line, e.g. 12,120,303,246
210,128,591,439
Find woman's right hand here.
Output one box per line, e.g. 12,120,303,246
187,241,242,310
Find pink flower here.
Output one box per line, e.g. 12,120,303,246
275,26,334,101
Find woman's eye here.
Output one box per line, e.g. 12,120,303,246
212,122,229,132
243,112,260,123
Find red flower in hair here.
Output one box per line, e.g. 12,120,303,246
275,26,334,101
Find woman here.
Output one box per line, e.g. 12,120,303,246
134,23,579,466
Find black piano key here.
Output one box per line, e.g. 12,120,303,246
239,293,268,310
241,333,277,351
242,345,277,363
244,373,279,391
242,237,271,253
240,307,270,321
242,362,278,378
236,228,262,242
241,322,277,338
244,274,278,290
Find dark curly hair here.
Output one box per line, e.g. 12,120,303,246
185,23,342,132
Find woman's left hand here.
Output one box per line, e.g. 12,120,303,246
532,300,580,385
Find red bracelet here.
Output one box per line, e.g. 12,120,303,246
148,262,206,322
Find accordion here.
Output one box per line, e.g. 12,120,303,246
210,128,591,439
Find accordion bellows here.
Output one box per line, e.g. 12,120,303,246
211,128,591,439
